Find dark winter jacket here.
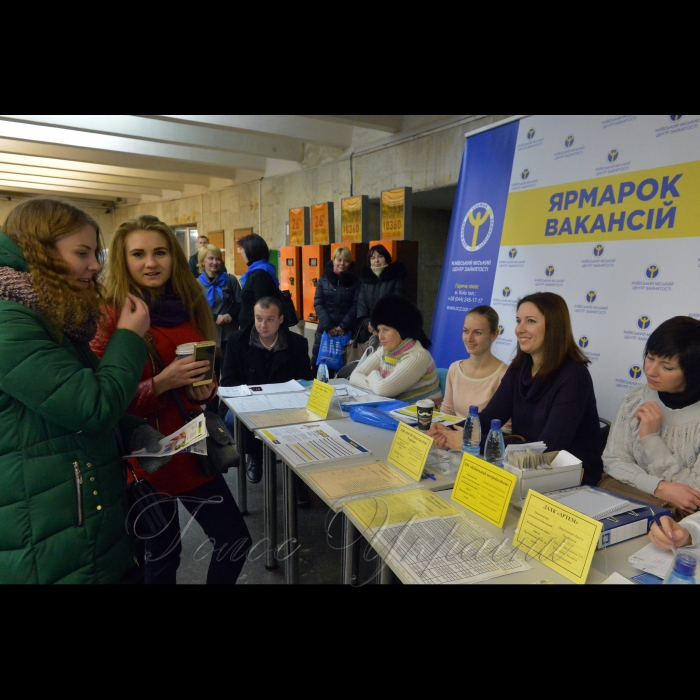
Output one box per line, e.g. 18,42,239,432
221,322,314,388
356,261,409,319
311,261,360,363
238,268,280,330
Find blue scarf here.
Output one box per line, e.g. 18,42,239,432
240,259,279,288
198,271,228,308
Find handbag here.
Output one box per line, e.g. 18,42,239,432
344,325,371,363
317,330,352,371
148,340,240,477
125,461,171,538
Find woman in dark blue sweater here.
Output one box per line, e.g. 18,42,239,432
433,292,603,485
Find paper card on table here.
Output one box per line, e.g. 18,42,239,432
513,490,603,584
345,488,458,530
306,379,336,419
247,408,316,428
218,385,253,398
451,452,516,529
387,422,434,481
305,460,412,500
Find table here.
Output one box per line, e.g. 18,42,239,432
342,488,648,585
256,416,457,584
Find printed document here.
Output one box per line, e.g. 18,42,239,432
128,413,207,458
306,461,412,500
222,392,310,414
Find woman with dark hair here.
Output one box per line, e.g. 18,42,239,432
356,244,409,341
475,292,603,485
237,233,280,329
311,246,360,369
601,316,700,516
349,295,441,402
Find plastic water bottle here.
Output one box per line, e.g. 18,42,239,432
663,552,697,584
484,419,506,468
316,362,329,383
462,405,481,455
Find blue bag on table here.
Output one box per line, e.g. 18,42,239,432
348,403,407,431
317,331,352,371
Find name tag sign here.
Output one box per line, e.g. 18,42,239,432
451,453,517,529
387,422,434,481
306,380,336,419
513,491,603,584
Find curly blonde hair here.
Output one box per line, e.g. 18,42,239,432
2,198,104,332
103,215,215,341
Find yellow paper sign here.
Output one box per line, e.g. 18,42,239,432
289,207,308,246
513,491,603,585
346,488,458,530
388,422,434,481
381,187,408,240
451,453,517,529
341,196,364,243
306,380,335,419
310,202,332,245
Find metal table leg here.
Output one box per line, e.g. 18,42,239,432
263,443,278,570
234,415,248,515
375,556,393,584
283,463,299,584
341,514,360,585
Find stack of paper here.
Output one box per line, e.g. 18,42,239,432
504,441,547,458
628,542,674,579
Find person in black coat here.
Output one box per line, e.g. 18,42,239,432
311,246,360,368
356,244,409,342
237,232,281,329
222,296,314,483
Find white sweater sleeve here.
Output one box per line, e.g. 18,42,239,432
602,390,663,496
679,511,700,548
348,348,382,391
366,348,429,398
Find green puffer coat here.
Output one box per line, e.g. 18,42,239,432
0,234,149,584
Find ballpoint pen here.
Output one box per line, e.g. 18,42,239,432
651,509,677,555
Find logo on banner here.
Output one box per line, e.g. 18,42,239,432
565,135,575,148
594,244,604,257
638,315,652,329
608,149,620,163
509,248,518,259
646,265,660,279
460,203,494,252
670,115,683,121
545,265,555,277
527,128,536,140
586,290,597,303
579,336,589,349
521,169,530,180
498,325,505,336
629,365,643,379
502,287,511,297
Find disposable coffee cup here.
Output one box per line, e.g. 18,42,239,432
175,342,195,359
416,399,435,431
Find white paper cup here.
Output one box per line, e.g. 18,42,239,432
175,342,195,359
416,399,435,431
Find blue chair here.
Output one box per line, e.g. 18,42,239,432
436,367,448,396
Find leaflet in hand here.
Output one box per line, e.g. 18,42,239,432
128,414,207,458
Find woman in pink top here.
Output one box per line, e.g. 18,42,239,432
429,306,508,450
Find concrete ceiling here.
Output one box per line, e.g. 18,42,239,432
0,115,465,207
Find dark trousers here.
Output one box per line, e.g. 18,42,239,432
143,475,251,584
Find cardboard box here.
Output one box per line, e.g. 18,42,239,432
505,450,583,501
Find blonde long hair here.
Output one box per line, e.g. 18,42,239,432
2,198,104,332
103,215,215,341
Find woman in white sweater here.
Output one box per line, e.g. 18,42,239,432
349,295,442,403
601,316,700,516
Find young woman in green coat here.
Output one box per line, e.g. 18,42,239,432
0,198,152,584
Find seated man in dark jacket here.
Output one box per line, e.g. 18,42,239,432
222,296,314,483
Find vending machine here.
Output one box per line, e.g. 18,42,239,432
301,245,330,323
279,246,302,321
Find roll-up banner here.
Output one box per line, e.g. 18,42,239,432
431,115,700,420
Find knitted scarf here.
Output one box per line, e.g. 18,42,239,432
198,271,227,307
240,260,279,288
0,267,98,342
141,290,190,328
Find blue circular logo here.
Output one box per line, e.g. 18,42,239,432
579,336,589,349
638,315,652,330
460,202,495,252
498,325,505,336
586,290,597,303
565,135,575,148
502,287,511,298
521,169,530,180
545,265,555,277
670,115,683,122
608,149,619,163
593,244,604,257
527,128,536,140
646,265,660,279
509,248,518,259
629,365,643,379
